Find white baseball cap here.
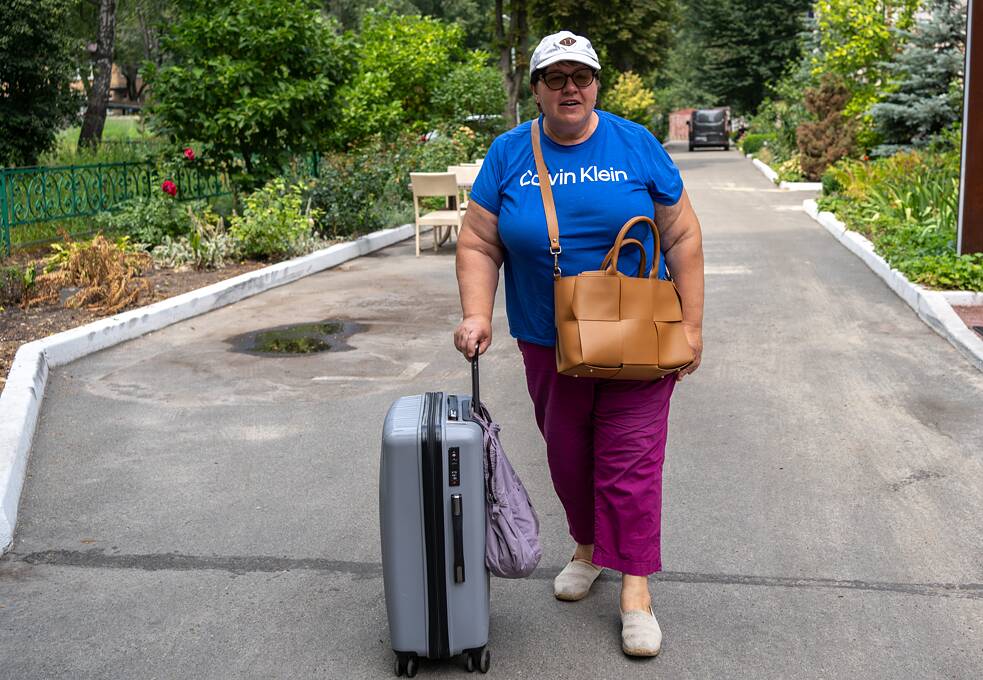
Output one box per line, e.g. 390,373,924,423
529,31,601,75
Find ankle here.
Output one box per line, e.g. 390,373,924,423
572,543,594,563
620,575,652,612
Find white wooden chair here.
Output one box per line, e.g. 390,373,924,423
410,172,464,256
447,164,480,210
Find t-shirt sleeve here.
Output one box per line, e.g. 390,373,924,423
643,135,684,206
468,135,505,215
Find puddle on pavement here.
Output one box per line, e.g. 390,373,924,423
228,320,363,356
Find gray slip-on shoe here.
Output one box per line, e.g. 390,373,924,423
621,607,662,657
553,559,603,601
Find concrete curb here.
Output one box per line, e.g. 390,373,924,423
0,223,415,552
803,200,983,372
746,153,822,191
779,180,823,192
752,158,779,183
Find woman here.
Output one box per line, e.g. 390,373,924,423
453,30,704,657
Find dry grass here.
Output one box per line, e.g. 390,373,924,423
24,235,153,315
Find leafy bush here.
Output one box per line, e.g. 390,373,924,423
97,193,196,248
229,179,319,259
336,11,473,144
432,55,507,128
1,265,36,307
307,156,389,239
739,133,776,155
603,72,657,126
152,208,240,270
819,149,981,290
775,155,805,182
26,235,152,313
145,0,353,190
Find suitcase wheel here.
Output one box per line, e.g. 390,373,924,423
464,647,490,674
395,653,418,678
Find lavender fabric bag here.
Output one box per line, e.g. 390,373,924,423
470,400,542,578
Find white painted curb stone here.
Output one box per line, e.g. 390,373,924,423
0,223,415,552
779,180,823,191
752,158,779,183
803,199,983,372
747,153,821,191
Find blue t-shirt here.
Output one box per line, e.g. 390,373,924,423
469,110,683,346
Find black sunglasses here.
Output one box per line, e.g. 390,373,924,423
541,67,596,90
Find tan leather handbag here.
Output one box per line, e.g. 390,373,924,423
531,121,694,380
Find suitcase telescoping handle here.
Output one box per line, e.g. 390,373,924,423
451,494,465,583
471,343,480,407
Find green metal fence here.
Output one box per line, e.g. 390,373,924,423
0,151,328,256
0,160,229,255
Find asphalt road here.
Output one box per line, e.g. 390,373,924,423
1,143,981,679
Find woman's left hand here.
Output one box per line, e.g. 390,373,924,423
676,322,703,381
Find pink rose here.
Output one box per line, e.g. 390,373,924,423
161,180,178,197
184,147,196,161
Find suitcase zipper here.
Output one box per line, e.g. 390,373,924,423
420,392,450,659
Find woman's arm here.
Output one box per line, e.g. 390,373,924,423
654,189,705,380
454,202,505,359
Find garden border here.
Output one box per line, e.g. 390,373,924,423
0,223,415,553
746,153,823,191
803,199,983,372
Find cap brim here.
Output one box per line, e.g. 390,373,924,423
533,53,601,74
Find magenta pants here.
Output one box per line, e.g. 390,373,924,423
518,340,676,576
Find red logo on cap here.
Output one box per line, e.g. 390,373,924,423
559,37,576,46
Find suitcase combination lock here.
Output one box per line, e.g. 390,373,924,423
448,447,461,487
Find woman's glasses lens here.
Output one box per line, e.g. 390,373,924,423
543,68,594,90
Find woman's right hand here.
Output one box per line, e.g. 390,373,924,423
454,315,492,359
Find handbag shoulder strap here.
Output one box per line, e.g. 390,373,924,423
531,120,563,277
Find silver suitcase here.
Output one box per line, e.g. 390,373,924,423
380,383,491,677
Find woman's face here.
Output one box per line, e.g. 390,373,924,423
533,60,598,132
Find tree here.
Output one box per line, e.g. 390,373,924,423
432,54,508,123
114,0,176,103
870,0,966,154
145,0,352,188
495,0,530,127
686,0,812,115
812,0,919,118
0,0,81,167
529,0,678,74
78,0,119,150
602,72,656,126
335,10,474,142
796,75,856,180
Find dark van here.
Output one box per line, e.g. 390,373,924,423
688,108,730,151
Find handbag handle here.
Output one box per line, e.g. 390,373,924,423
600,237,646,277
530,120,563,277
606,216,662,280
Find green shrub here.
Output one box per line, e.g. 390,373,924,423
307,156,389,239
819,149,980,290
151,208,240,270
739,133,775,155
229,179,319,259
0,264,36,306
603,72,656,126
97,194,196,248
821,169,842,195
775,155,805,182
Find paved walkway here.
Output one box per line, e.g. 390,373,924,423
1,144,981,679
